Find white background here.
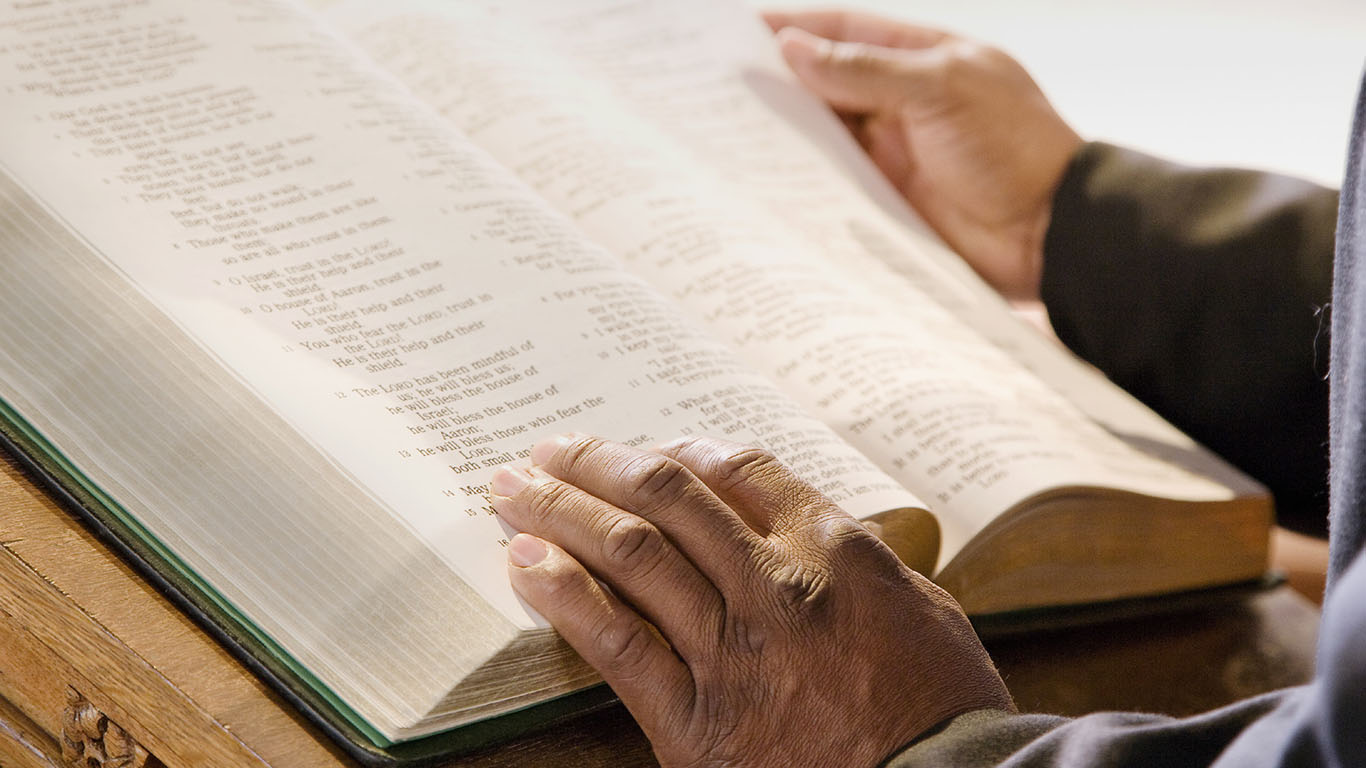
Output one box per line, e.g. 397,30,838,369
757,0,1365,187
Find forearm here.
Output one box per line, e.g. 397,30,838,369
1041,143,1338,535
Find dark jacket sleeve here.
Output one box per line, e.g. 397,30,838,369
886,693,1288,768
886,549,1366,768
885,142,1361,768
1040,143,1338,535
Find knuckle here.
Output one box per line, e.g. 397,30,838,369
621,454,691,509
828,41,885,75
524,478,577,521
557,434,608,473
949,39,991,61
600,515,667,573
979,43,1012,67
816,514,886,561
937,39,993,82
709,546,784,656
592,615,656,676
537,556,588,603
720,612,770,657
712,446,781,491
768,558,835,617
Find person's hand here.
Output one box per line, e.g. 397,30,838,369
764,9,1083,302
490,435,1012,767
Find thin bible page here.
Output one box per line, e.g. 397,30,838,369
328,0,1255,563
0,0,915,620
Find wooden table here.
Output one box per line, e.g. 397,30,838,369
0,449,1320,768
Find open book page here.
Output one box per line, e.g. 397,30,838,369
0,0,916,640
325,0,1257,563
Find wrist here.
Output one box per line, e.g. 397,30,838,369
1019,131,1083,302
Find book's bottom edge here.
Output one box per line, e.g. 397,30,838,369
0,415,618,767
968,574,1282,640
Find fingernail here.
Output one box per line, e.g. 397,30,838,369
490,465,532,497
530,433,573,466
508,533,548,567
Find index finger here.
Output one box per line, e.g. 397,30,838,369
761,8,949,50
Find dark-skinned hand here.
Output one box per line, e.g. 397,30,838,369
491,435,1012,767
764,9,1083,302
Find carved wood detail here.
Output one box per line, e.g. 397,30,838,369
59,687,163,768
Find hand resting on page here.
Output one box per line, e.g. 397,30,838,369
482,10,1102,765
490,434,1011,768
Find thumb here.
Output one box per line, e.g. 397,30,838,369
775,27,930,113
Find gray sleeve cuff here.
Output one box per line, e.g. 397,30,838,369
883,709,1067,768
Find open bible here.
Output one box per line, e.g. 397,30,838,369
0,0,1270,759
